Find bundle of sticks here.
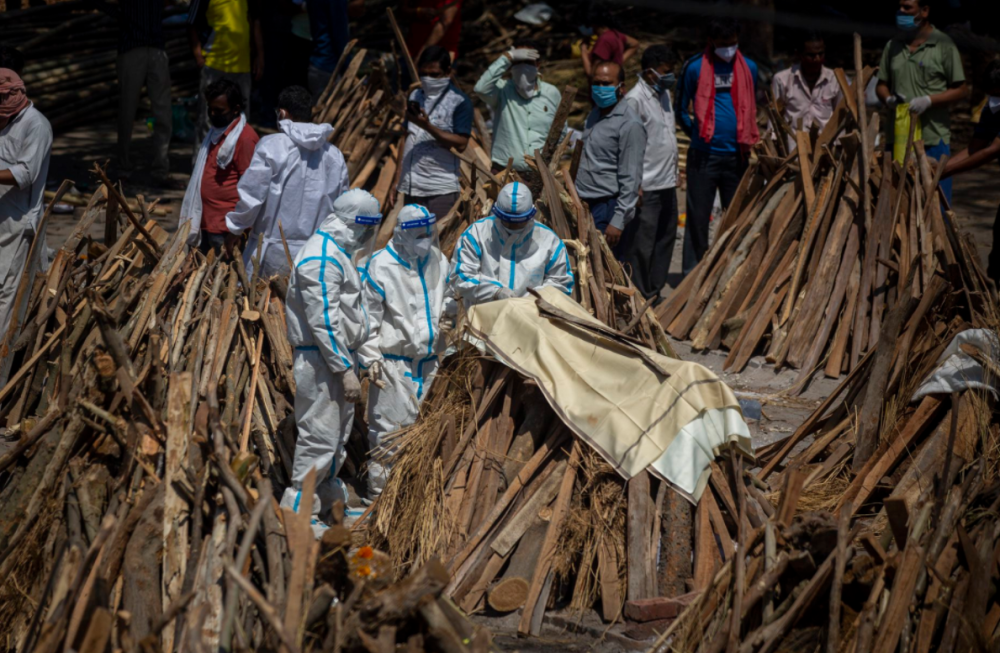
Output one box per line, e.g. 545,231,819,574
3,3,198,130
0,177,498,652
646,223,1000,650
656,38,992,388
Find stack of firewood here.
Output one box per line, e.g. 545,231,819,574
656,38,993,389
3,3,198,131
647,203,1000,651
0,176,495,651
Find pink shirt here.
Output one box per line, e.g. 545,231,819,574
771,65,841,148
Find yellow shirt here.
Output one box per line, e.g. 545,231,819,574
203,0,250,74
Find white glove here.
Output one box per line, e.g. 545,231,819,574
493,287,516,301
369,360,382,384
506,47,540,63
883,92,905,109
342,370,362,404
909,95,932,115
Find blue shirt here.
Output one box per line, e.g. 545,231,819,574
676,53,758,154
308,0,350,73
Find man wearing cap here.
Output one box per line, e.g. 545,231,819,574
281,188,382,533
451,181,574,306
358,204,453,500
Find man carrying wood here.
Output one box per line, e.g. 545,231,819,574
624,44,680,305
225,85,350,278
281,189,382,533
473,41,564,174
451,181,574,306
0,68,52,341
358,204,454,500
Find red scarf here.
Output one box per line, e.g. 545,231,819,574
0,68,29,121
693,48,759,150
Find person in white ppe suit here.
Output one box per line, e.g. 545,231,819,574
357,204,454,499
451,181,575,306
225,85,349,278
281,188,381,530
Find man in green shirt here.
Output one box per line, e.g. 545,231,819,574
876,0,967,202
473,40,565,174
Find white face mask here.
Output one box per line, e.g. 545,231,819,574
511,63,539,100
714,45,738,63
420,76,450,97
989,96,1000,114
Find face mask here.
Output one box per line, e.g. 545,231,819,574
209,112,236,129
645,70,676,94
410,235,434,259
420,76,450,96
591,84,620,109
511,63,539,100
989,96,1000,113
896,12,919,31
714,45,738,63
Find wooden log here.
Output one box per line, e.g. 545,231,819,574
627,471,656,601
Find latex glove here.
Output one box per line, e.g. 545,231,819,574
506,47,540,63
493,287,516,301
368,360,386,389
909,95,932,115
342,370,362,404
883,92,904,109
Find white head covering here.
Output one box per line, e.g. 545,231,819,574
330,188,382,251
394,204,439,260
492,181,537,224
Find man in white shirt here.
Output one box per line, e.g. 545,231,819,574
0,68,52,342
225,85,349,278
771,33,841,151
624,45,679,303
390,46,473,220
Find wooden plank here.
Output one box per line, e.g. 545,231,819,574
162,372,192,652
540,86,577,163
692,494,718,590
627,471,656,601
519,441,582,636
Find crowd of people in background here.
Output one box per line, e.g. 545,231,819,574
2,0,1000,528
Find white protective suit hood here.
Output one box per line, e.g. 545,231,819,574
323,188,383,254
393,204,440,261
279,119,335,151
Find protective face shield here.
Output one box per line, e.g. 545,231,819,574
714,45,738,63
989,96,1000,113
395,204,439,260
492,181,537,230
331,188,383,258
511,63,539,100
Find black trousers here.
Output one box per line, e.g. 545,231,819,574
682,148,748,275
618,188,678,301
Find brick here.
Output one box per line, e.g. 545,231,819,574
623,592,700,622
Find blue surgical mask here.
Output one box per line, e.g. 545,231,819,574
896,12,919,31
646,70,676,94
591,84,620,108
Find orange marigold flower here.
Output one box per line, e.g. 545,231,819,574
355,564,372,578
357,546,374,559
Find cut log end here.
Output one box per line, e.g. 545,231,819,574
487,578,529,613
